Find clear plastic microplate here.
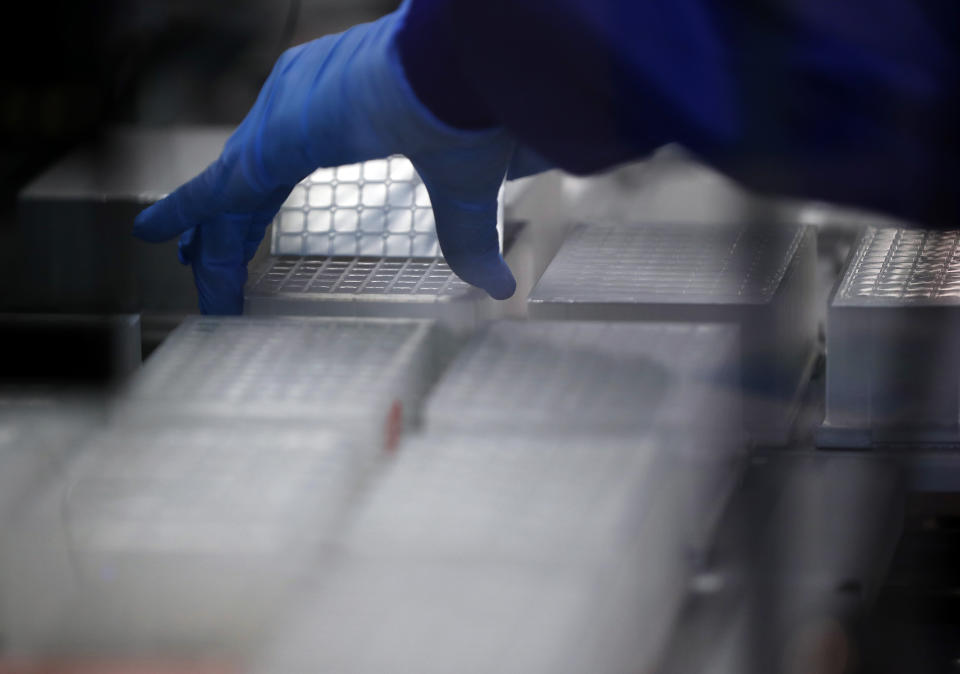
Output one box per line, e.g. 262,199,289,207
0,424,369,656
0,419,78,534
821,227,960,447
528,222,819,445
250,431,708,674
269,156,503,257
0,393,108,533
114,316,438,447
422,319,742,441
252,557,681,674
245,156,505,327
344,429,733,566
245,256,489,327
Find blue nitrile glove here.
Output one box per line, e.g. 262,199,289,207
133,3,528,314
507,146,554,181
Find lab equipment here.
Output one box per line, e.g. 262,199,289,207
269,158,448,257
351,428,734,562
422,320,742,555
251,432,714,674
245,256,490,326
0,415,90,535
528,222,818,445
0,377,118,536
18,127,231,313
256,558,673,674
820,227,960,447
115,316,438,447
0,396,110,663
133,5,522,310
423,320,741,439
0,425,365,656
244,157,510,327
0,424,48,530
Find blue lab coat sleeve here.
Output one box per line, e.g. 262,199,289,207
396,0,959,225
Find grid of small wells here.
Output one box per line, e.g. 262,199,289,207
67,427,356,555
345,434,660,561
531,223,807,304
271,157,439,257
249,257,473,297
839,228,960,302
423,322,737,430
129,318,428,410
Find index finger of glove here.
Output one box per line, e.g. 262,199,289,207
134,146,272,245
133,159,232,243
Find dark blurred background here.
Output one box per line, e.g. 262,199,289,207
0,0,399,324
0,0,399,207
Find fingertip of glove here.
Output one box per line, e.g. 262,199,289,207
484,273,517,300
479,256,517,300
132,202,167,242
133,198,191,243
446,251,516,300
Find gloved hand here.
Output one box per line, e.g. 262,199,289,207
133,2,530,314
